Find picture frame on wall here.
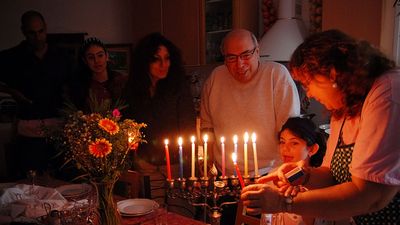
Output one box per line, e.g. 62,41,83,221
106,44,132,77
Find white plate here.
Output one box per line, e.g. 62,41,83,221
319,124,330,130
117,198,159,216
325,128,331,134
56,184,92,198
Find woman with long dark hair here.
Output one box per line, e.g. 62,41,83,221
123,33,195,209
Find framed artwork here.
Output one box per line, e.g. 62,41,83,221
106,44,132,77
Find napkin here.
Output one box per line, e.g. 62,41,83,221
0,184,68,222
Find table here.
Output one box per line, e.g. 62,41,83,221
121,208,206,225
0,178,206,225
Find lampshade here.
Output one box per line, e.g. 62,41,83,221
259,0,307,62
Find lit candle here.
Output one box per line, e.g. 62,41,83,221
244,132,249,177
252,132,259,177
233,135,238,154
220,136,226,178
203,134,208,179
178,137,183,179
164,139,172,180
233,135,238,176
191,136,196,178
232,152,245,189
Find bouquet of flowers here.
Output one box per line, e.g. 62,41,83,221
52,108,146,224
62,108,146,182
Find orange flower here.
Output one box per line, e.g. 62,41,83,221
98,118,119,135
89,138,112,158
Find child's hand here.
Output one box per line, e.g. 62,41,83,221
279,183,308,198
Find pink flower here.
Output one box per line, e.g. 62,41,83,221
112,109,121,118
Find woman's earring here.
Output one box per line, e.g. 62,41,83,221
332,83,338,88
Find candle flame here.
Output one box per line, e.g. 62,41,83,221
233,135,238,144
220,136,225,143
178,137,183,146
191,136,195,143
232,152,237,164
252,132,257,142
203,134,209,143
164,139,169,145
244,132,249,143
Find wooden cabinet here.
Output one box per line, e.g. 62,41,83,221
131,0,258,65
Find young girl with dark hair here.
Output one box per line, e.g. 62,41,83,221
67,37,127,113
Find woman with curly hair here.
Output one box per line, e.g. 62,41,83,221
242,29,399,224
123,33,195,210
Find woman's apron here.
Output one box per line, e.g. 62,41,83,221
330,119,399,224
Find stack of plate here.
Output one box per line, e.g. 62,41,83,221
117,199,159,217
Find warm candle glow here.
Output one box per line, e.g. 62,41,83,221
244,132,249,143
203,134,209,143
232,152,245,189
232,152,237,164
221,136,226,177
252,132,259,176
190,136,195,178
203,134,208,179
251,132,257,143
244,132,249,177
233,135,238,144
178,137,183,178
178,137,183,146
164,139,172,180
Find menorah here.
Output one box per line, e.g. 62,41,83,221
163,132,262,225
166,172,261,225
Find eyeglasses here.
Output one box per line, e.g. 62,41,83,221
224,47,257,63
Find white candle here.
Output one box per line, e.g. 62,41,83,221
244,132,249,177
252,132,259,177
233,135,238,155
233,135,238,176
220,136,226,177
203,134,208,179
178,137,183,179
191,136,196,178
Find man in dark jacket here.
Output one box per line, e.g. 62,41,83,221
0,10,71,179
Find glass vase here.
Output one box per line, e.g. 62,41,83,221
92,180,121,225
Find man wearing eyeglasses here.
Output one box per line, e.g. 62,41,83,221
200,28,300,180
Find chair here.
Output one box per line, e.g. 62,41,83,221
235,202,260,225
115,170,141,198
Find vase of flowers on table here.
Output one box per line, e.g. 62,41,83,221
52,107,146,225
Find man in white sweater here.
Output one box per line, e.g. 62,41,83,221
200,29,300,177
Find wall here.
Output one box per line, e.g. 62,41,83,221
0,0,134,50
322,0,382,46
322,0,396,60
